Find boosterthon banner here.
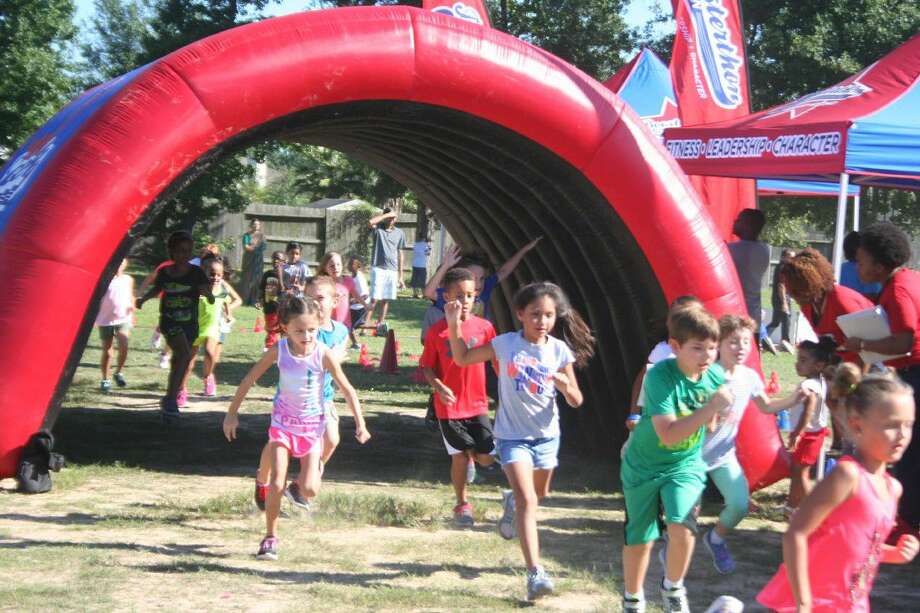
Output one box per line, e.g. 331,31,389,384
670,0,755,239
423,0,491,26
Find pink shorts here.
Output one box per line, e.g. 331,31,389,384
268,417,325,458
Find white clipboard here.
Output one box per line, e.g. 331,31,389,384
836,306,908,364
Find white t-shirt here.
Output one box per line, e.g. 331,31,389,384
637,341,675,408
789,376,828,432
350,272,368,310
411,242,431,268
702,365,763,469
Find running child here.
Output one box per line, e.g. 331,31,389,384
420,267,497,527
95,258,134,392
317,251,362,334
259,251,286,349
758,370,917,612
252,275,351,511
620,306,732,613
785,335,837,510
223,295,370,561
347,256,369,348
136,231,213,418
445,281,594,601
698,314,808,574
183,256,241,397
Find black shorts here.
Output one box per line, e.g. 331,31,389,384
439,414,494,456
160,321,198,345
410,267,427,289
350,307,367,329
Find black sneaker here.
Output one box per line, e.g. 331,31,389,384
284,482,311,510
254,481,268,511
113,372,127,387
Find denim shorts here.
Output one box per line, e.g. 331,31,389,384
495,436,560,470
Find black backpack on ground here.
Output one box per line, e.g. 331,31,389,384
16,429,65,494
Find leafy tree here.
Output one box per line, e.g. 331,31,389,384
78,0,151,87
0,0,76,160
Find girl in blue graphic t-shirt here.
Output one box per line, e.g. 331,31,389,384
445,281,595,602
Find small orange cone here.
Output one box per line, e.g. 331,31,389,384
253,315,264,333
358,344,372,368
378,329,398,374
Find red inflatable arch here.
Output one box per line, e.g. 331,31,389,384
0,7,787,487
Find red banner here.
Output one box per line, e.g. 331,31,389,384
423,0,491,27
670,0,755,238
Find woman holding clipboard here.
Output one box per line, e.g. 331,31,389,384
845,222,920,543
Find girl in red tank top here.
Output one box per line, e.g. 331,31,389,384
758,367,918,612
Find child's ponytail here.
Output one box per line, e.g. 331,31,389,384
513,282,595,368
829,363,913,416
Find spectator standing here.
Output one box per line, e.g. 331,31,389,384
411,235,432,299
839,231,882,300
366,208,406,327
765,248,796,352
727,209,773,353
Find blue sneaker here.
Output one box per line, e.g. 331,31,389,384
526,566,553,600
498,489,516,539
703,529,736,574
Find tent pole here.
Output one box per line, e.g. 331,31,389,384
853,189,861,231
832,173,850,280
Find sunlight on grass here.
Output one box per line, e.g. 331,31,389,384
314,490,442,528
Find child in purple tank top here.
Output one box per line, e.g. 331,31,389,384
223,296,370,562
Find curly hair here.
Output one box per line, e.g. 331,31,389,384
783,248,834,303
859,222,912,270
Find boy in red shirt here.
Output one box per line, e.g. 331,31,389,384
420,267,497,527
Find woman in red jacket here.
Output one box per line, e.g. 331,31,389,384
846,222,920,540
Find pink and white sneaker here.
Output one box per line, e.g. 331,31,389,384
177,388,188,407
204,375,217,397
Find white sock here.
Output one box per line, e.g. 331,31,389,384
625,590,644,601
709,529,725,544
663,578,684,590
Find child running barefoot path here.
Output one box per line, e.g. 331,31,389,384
620,306,732,613
223,296,370,560
136,231,213,419
758,371,918,611
420,268,497,527
698,315,807,574
446,282,595,601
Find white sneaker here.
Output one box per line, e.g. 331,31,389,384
660,580,690,613
149,330,162,350
158,352,170,369
623,596,647,612
498,489,516,540
704,595,744,613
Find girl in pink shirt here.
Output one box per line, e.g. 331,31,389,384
758,365,918,612
317,251,362,330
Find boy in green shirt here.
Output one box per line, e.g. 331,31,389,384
620,306,733,613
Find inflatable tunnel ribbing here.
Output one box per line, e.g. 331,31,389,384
0,7,786,487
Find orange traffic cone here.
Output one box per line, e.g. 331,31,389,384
766,370,780,396
378,329,398,374
253,315,264,333
358,344,372,368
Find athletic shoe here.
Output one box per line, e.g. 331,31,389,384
100,379,112,392
350,342,360,351
159,396,179,416
526,566,554,600
703,529,736,574
762,337,778,355
149,330,162,350
498,489,516,540
284,482,311,511
623,596,647,613
113,372,127,388
256,536,278,560
703,595,745,613
453,502,474,527
177,388,188,408
781,340,795,354
158,352,170,369
466,459,477,484
204,374,217,397
254,481,268,511
660,580,690,613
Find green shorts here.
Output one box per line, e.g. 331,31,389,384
621,463,706,545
